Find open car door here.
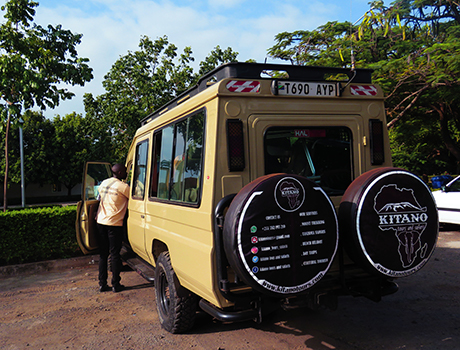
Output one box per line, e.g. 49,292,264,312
76,162,112,254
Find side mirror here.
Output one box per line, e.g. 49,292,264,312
441,185,448,192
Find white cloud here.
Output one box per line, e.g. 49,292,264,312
30,0,370,118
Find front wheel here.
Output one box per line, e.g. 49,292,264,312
154,251,197,333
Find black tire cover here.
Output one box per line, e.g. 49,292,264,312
223,174,338,297
339,167,438,277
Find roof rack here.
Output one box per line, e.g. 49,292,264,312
141,62,373,125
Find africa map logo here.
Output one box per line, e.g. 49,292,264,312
374,184,429,268
275,177,305,212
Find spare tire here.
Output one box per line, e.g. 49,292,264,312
339,167,438,278
223,174,338,297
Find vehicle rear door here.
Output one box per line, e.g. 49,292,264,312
248,114,364,206
76,162,112,254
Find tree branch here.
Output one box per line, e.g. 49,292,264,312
387,85,430,129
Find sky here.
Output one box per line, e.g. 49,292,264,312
25,0,375,118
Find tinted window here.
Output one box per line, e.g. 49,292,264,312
150,110,205,204
157,125,174,200
447,177,460,192
132,140,149,200
264,127,352,196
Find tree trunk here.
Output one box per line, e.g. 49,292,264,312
65,184,74,197
437,103,460,171
3,110,11,212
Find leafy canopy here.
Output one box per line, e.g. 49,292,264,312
0,0,93,110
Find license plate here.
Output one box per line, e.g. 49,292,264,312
276,81,338,97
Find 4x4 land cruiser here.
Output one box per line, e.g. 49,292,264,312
76,63,439,333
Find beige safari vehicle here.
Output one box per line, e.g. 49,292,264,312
76,63,439,333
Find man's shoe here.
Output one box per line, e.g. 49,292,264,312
99,285,111,293
112,284,125,293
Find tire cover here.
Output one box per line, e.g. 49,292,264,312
223,174,338,297
339,168,438,278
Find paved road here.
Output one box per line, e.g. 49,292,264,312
1,229,459,350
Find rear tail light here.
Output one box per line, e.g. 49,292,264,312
227,119,245,171
369,119,385,165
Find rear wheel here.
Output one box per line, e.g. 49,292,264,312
154,252,197,333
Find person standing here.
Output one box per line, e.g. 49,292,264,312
96,163,130,292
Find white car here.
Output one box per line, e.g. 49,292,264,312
432,176,460,225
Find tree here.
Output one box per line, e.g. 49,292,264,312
84,35,196,162
5,110,54,187
0,0,93,210
359,0,460,173
198,45,239,76
268,22,353,68
84,36,238,162
52,113,94,196
1,110,114,198
267,0,460,174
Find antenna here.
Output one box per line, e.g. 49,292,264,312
350,0,355,70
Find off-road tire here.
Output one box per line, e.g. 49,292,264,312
154,251,197,333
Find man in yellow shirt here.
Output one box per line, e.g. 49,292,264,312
96,164,130,292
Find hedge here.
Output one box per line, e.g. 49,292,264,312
0,206,82,266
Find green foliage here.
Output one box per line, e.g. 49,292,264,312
198,45,239,76
2,110,54,186
52,113,97,195
0,205,80,265
0,0,93,110
268,23,350,67
0,110,115,194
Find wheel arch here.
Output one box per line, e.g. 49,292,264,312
152,239,168,264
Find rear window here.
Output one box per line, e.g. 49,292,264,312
264,126,352,196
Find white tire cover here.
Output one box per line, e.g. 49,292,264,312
223,174,339,297
339,168,439,277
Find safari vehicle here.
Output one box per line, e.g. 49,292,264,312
76,62,439,333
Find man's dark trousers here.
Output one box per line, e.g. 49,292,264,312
97,223,123,287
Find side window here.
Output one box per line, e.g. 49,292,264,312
183,114,204,203
157,125,174,200
150,110,204,204
171,120,187,200
132,140,149,200
264,126,352,196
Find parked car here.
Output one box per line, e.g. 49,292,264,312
432,175,460,225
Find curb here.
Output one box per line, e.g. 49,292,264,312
0,255,99,278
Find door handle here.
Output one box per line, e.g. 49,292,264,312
141,215,145,219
